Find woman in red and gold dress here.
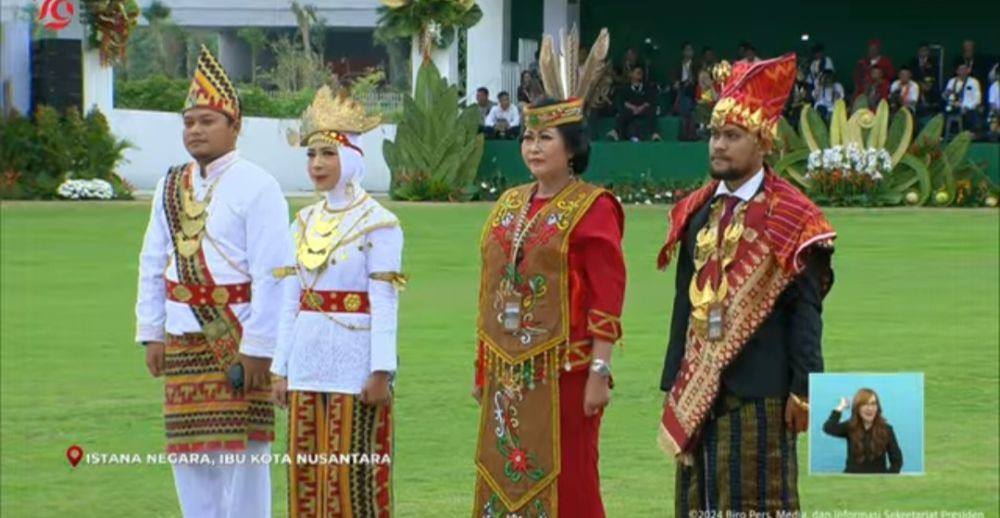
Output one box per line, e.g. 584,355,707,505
471,28,625,518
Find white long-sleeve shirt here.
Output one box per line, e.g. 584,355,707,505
944,76,982,110
890,80,920,109
812,83,845,111
271,193,403,394
135,151,291,358
485,103,521,128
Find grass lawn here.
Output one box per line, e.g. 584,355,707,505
1,200,997,517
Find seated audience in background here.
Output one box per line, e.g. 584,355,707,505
615,47,645,87
786,66,812,125
909,42,937,85
738,41,760,63
952,39,989,90
807,43,836,88
823,388,904,475
890,67,921,113
609,65,660,142
517,70,536,107
692,64,718,140
526,49,541,80
700,46,718,72
944,63,983,135
858,66,890,106
854,39,896,94
475,87,495,132
987,75,1000,141
916,75,943,128
673,42,699,140
484,91,520,140
813,69,845,120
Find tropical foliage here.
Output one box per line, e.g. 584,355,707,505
374,0,482,58
384,60,484,201
773,99,997,207
0,107,133,200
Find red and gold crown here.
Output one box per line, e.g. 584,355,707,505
182,46,241,121
523,26,610,130
710,53,797,144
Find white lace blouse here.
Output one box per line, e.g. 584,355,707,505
270,193,403,394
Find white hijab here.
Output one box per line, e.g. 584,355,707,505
322,132,366,209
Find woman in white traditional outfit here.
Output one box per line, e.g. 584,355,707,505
271,86,404,517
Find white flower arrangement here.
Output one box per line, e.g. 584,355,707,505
57,178,115,200
807,143,893,181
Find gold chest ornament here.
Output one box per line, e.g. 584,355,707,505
175,169,222,258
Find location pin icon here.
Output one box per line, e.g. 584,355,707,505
67,445,83,467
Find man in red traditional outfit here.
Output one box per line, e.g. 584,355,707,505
657,53,836,513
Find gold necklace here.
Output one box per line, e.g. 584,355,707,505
297,205,374,271
176,168,225,258
689,197,747,330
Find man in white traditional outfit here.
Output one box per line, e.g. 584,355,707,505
135,46,289,518
270,85,404,517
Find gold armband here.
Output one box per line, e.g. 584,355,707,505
369,272,409,291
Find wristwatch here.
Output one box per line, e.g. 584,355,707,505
590,358,612,378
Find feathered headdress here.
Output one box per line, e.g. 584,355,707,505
523,26,610,130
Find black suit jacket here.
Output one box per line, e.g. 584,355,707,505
660,193,831,399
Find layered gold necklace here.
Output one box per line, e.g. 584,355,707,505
296,193,370,271
176,167,224,258
689,197,747,339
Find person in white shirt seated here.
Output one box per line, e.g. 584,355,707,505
944,64,983,133
807,44,836,88
889,67,921,113
987,77,1000,141
271,86,404,517
485,91,522,139
811,69,845,121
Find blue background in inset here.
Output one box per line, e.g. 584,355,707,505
809,373,924,474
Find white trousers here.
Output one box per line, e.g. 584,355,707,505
171,440,272,518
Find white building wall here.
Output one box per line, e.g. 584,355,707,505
542,0,568,51
466,0,506,103
110,109,397,194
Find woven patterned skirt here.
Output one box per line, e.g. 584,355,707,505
163,333,274,453
675,396,799,514
289,391,393,518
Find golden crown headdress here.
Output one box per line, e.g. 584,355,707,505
289,85,383,154
183,45,240,121
523,26,610,130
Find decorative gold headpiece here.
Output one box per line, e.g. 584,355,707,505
290,86,382,153
523,26,610,130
